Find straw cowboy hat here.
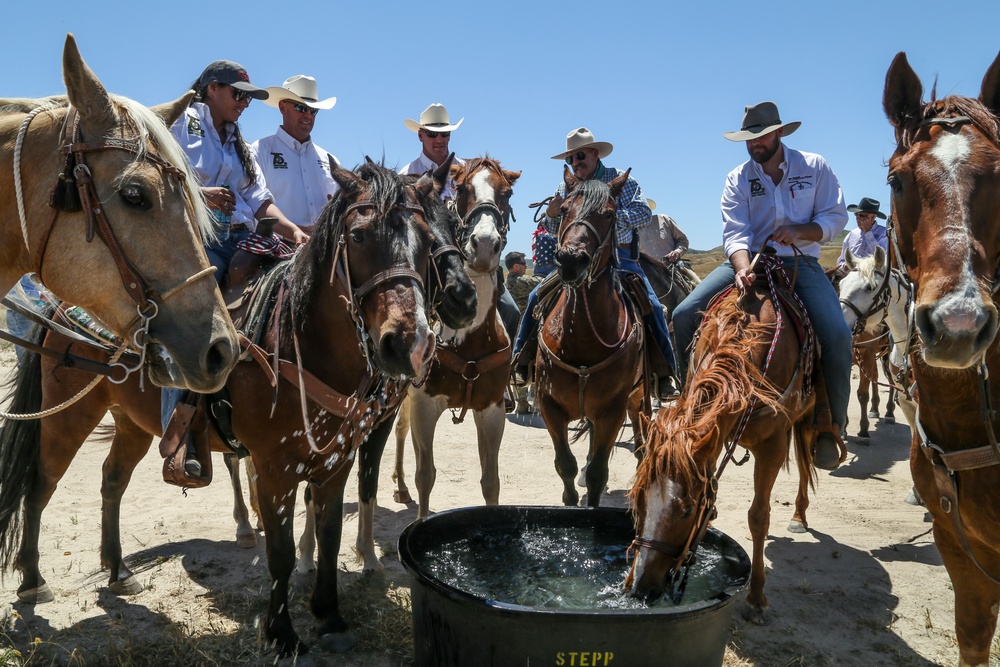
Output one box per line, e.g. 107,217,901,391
723,101,801,142
646,198,657,211
264,75,337,110
404,103,464,132
550,127,614,160
847,196,887,220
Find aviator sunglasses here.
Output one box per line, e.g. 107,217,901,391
229,87,254,103
423,129,451,139
565,151,589,165
291,102,319,116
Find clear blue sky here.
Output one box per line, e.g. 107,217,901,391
5,1,1000,255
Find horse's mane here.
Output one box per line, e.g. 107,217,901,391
852,254,880,289
897,94,1000,151
282,161,408,335
0,94,215,244
631,291,785,498
564,178,621,272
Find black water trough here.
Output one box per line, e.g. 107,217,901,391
398,505,750,667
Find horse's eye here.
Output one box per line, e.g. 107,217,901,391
350,229,365,244
887,173,902,193
119,184,150,210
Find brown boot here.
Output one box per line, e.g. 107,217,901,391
812,430,844,471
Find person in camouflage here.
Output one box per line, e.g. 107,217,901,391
504,251,541,314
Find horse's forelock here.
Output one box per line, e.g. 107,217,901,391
898,95,1000,151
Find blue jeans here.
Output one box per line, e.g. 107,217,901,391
497,283,521,343
513,249,675,371
671,257,851,429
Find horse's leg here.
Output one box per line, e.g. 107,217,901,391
408,391,446,519
101,411,155,595
741,445,784,625
255,469,307,657
310,465,358,653
223,453,258,548
627,388,646,463
244,456,263,531
584,414,623,507
932,523,1000,667
880,355,897,425
391,394,413,504
865,347,880,421
855,351,872,438
788,416,817,534
472,404,505,505
295,484,316,576
541,403,579,506
356,416,395,572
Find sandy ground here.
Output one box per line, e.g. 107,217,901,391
0,361,977,666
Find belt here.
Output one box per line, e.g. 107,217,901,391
230,223,249,232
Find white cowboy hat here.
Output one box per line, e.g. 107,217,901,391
646,198,657,211
404,103,464,133
723,101,801,142
550,127,614,160
263,75,337,110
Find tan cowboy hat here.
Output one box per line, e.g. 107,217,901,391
404,103,464,133
264,75,337,110
646,198,657,211
550,127,614,160
723,101,801,142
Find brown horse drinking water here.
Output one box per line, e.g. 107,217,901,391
0,34,237,392
0,162,446,658
883,51,1000,667
626,252,821,622
534,167,646,507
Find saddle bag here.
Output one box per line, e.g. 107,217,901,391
160,394,213,488
621,272,653,318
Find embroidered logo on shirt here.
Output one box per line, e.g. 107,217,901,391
749,178,766,198
788,175,813,190
187,117,204,138
271,153,288,170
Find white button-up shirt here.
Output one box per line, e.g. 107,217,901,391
170,103,272,230
400,152,466,200
252,127,340,228
721,146,847,259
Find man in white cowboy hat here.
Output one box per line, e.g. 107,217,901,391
672,100,851,470
400,103,466,200
638,198,701,286
837,196,889,270
252,75,340,230
511,127,680,399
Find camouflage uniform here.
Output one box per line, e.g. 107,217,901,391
506,274,542,314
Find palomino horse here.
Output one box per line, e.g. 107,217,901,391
626,251,820,623
0,162,444,658
838,246,914,433
883,51,1000,667
381,156,519,525
0,34,237,392
535,167,645,507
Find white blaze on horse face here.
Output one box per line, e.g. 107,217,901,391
633,478,683,574
466,169,503,271
929,131,972,183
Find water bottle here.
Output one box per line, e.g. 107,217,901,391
214,184,231,225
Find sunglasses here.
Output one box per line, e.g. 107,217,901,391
291,102,319,116
423,129,451,139
229,87,253,104
565,151,590,165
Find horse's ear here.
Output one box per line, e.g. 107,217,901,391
883,52,923,139
150,91,194,128
873,245,887,270
979,51,1000,116
503,169,522,186
563,165,579,192
844,247,857,270
331,166,363,194
608,168,632,199
62,33,116,134
436,153,456,189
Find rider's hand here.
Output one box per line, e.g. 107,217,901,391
665,250,681,263
288,228,310,246
203,186,235,214
546,194,565,218
735,267,756,294
771,225,799,246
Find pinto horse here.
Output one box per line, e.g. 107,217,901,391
0,162,445,658
626,252,820,623
883,51,1000,667
0,34,237,392
534,167,645,507
380,156,519,526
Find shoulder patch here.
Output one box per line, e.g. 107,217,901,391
187,116,204,138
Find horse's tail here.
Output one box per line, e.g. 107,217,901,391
0,329,46,573
570,418,592,445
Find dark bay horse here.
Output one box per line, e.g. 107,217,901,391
0,34,237,392
0,162,446,658
534,167,645,507
883,51,1000,667
626,253,820,623
638,252,697,318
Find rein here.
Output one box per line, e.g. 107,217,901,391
13,104,215,379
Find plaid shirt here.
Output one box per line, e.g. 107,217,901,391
542,162,652,246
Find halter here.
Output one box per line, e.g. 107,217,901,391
13,104,216,379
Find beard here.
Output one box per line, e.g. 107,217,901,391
748,139,780,164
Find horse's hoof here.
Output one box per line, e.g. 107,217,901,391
109,576,144,596
16,584,54,604
787,520,808,534
858,430,870,439
317,630,357,653
393,489,412,504
903,488,924,506
884,416,896,425
236,532,258,548
741,604,771,626
867,410,879,419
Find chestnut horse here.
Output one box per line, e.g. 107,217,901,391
626,252,819,623
381,157,519,523
883,51,1000,667
0,162,444,658
0,34,237,392
534,167,645,507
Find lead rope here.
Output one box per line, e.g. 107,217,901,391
13,104,58,252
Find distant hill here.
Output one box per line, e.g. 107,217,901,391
687,230,849,279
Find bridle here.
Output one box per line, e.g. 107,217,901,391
839,260,894,337
556,192,617,288
13,104,216,380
